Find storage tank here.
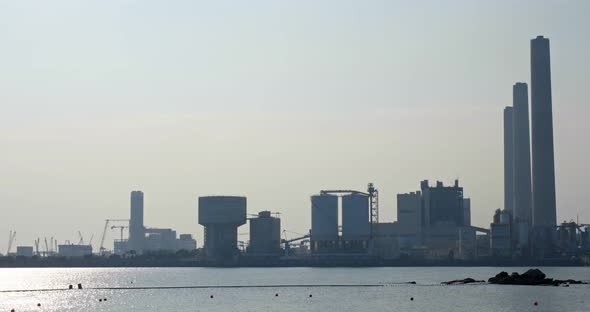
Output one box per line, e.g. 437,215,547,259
341,194,370,240
248,211,281,254
198,196,247,258
311,194,338,241
198,196,247,225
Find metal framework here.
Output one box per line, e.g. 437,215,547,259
368,183,379,239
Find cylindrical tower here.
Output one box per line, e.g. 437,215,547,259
198,196,247,258
530,35,557,228
129,191,145,252
248,211,281,254
310,194,338,253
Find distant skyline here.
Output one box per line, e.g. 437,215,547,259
1,0,589,252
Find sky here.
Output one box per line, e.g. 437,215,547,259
0,0,589,253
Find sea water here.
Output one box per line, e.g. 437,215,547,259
1,267,588,311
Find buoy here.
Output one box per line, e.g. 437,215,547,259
210,295,214,299
99,299,102,302
275,293,279,297
410,297,414,301
309,294,313,298
37,303,41,307
104,298,107,301
11,309,15,312
534,301,538,306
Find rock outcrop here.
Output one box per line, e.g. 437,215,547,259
488,269,587,286
442,277,485,285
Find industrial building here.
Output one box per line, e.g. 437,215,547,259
396,191,422,248
310,194,339,253
490,209,512,257
341,193,370,250
309,185,379,254
372,223,401,259
421,180,466,227
107,191,198,255
458,227,476,260
58,244,92,257
198,196,247,258
463,198,471,227
396,180,469,258
177,234,197,251
16,246,33,257
248,211,281,255
144,228,179,251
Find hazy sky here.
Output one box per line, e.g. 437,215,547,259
1,0,589,252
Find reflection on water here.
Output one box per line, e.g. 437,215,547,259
1,267,589,312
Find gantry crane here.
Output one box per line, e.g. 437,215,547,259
78,231,85,245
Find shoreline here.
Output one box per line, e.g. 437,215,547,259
0,257,586,268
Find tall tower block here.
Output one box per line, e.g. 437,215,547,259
512,82,533,224
530,36,557,228
503,106,515,213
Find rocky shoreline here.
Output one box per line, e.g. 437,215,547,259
442,269,588,286
488,269,587,286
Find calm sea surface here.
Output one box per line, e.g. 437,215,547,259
1,267,588,311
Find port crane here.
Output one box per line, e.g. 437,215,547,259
6,231,16,255
34,238,40,256
44,237,49,256
99,219,129,255
78,231,85,245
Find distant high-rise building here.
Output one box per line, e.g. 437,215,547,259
530,36,557,228
129,191,145,252
512,82,533,224
503,106,515,213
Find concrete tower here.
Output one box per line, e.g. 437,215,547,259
198,196,247,259
530,36,557,228
129,191,145,252
512,82,533,224
503,106,515,213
